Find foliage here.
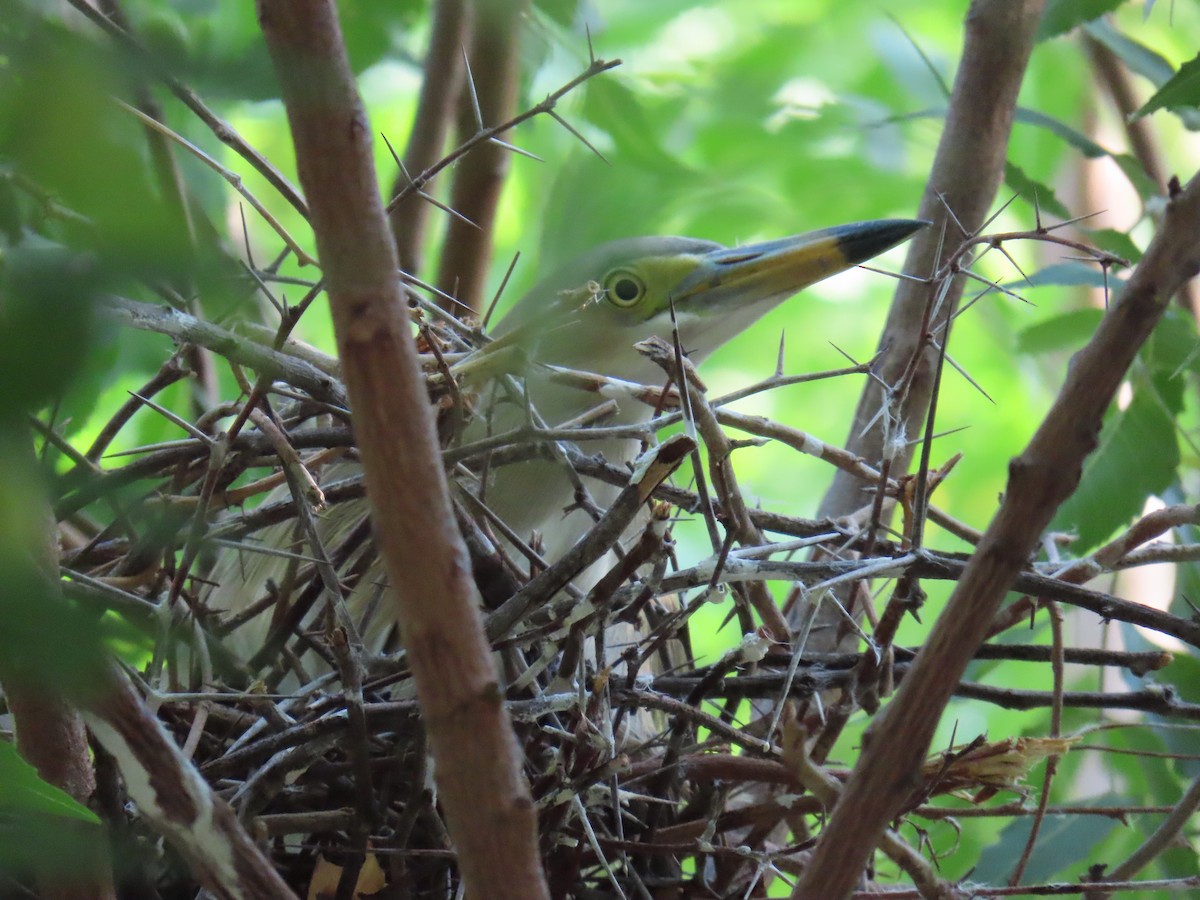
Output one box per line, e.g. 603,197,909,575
1,0,1199,896
0,741,99,825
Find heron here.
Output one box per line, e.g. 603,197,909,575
203,219,923,694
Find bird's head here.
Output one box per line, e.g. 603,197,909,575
488,219,925,386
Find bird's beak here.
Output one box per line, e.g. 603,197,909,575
675,219,927,310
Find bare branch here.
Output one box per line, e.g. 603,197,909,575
810,0,1047,644
254,2,548,896
795,169,1200,899
434,0,528,313
387,0,471,276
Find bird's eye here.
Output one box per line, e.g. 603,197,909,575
604,269,645,308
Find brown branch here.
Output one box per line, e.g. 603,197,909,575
7,689,115,900
388,0,471,276
718,408,983,545
989,502,1200,638
1083,34,1166,193
780,711,951,899
84,352,190,461
638,336,790,640
809,0,1046,645
794,171,1200,898
1084,32,1198,318
254,2,548,897
383,57,619,216
81,665,297,899
1008,599,1064,886
434,0,529,313
484,433,695,640
3,484,115,900
850,877,1200,898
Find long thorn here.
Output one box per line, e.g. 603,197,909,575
548,109,609,164
487,137,543,162
978,192,1019,234
484,252,521,331
462,47,484,130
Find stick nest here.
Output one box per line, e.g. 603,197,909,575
55,294,1188,898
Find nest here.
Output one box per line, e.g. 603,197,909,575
54,283,1191,899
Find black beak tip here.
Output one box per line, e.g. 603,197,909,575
836,218,928,265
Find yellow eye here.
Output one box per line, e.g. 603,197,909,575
603,269,645,308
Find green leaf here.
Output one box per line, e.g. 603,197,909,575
0,742,100,825
1084,20,1200,129
1014,110,1158,200
1146,311,1200,378
1004,162,1071,219
533,0,581,27
0,172,22,244
582,78,690,176
536,153,687,274
1086,227,1142,265
1037,0,1124,41
0,493,111,705
1017,262,1118,290
1083,19,1173,84
1053,384,1180,550
1015,307,1104,354
148,0,416,102
339,1,419,72
1133,53,1200,121
0,244,102,418
971,797,1122,883
1016,107,1109,158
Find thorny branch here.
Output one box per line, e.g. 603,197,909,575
55,216,1200,898
24,4,1200,897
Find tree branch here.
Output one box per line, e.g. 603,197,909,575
794,171,1200,898
809,0,1045,644
387,0,471,276
435,0,528,312
254,2,548,896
